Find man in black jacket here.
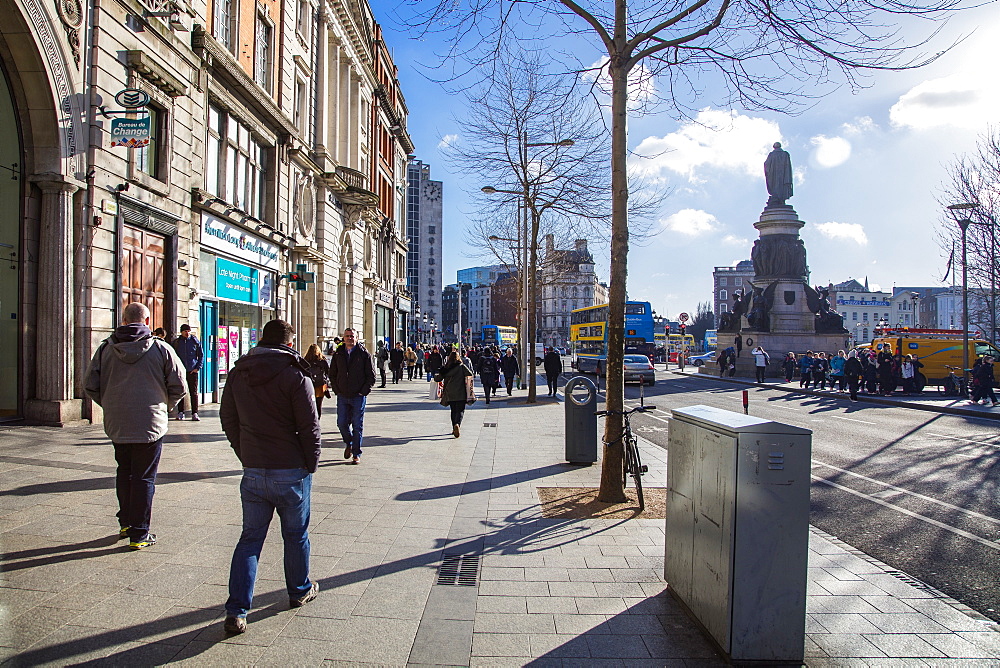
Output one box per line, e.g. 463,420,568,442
389,341,405,384
330,328,376,464
219,319,322,635
501,347,521,395
543,347,563,397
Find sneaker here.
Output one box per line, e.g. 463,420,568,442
224,616,247,634
128,533,156,550
175,412,185,421
352,456,360,465
344,446,352,460
290,581,319,608
452,424,460,438
191,413,201,421
118,526,129,539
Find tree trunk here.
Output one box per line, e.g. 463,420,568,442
528,208,540,403
596,40,630,504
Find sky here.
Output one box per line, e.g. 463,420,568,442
373,2,1000,321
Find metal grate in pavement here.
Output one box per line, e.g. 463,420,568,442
885,570,948,597
483,423,497,427
436,553,480,586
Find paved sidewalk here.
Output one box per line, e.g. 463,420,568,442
0,379,997,666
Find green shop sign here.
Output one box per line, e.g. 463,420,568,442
216,257,258,304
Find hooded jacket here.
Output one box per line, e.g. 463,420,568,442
85,323,187,443
219,343,322,473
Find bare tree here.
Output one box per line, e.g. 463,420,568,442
937,127,1000,344
405,0,966,503
445,53,623,403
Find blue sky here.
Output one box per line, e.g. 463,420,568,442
375,2,999,320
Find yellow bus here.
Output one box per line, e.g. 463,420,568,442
667,333,695,362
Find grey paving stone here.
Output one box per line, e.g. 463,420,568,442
476,595,528,614
585,633,652,659
862,612,951,634
811,612,883,634
916,633,997,659
408,618,474,665
474,612,555,634
575,597,630,616
552,614,609,635
470,631,531,657
865,632,947,658
809,633,888,658
529,633,592,658
526,596,579,614
548,581,600,598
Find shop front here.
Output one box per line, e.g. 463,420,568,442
396,296,411,350
199,214,280,400
375,288,393,347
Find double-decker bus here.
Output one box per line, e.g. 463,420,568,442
482,325,518,349
570,301,655,374
667,333,696,362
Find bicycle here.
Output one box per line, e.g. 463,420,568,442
942,365,969,397
595,404,655,510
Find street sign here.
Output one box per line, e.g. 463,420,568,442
110,117,151,148
679,312,689,322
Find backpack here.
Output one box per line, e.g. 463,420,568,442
307,361,329,386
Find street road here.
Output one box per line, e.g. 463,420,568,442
569,365,1000,623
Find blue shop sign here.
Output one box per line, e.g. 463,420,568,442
216,257,258,304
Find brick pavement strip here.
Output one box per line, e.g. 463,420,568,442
1,381,999,666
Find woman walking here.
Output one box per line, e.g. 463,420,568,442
436,351,474,437
304,344,331,413
405,346,417,380
782,352,796,383
844,350,863,402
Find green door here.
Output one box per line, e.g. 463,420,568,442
0,65,21,419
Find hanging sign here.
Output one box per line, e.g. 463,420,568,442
110,117,151,148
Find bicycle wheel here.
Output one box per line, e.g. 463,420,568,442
626,438,645,510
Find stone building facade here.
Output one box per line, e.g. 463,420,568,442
0,0,413,424
712,260,755,328
538,235,605,349
405,157,442,343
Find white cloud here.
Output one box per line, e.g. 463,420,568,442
661,209,718,236
841,116,876,136
815,221,868,245
631,109,782,183
809,135,852,168
583,57,655,110
438,134,458,150
889,74,1000,131
721,235,749,246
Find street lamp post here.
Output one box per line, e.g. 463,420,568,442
949,202,980,387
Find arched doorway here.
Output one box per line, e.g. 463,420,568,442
0,61,21,419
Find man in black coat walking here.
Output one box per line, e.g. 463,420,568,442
219,319,322,634
330,328,376,464
543,347,563,396
501,348,521,395
389,342,405,384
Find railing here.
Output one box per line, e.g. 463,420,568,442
336,165,368,191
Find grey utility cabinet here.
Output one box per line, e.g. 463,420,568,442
665,405,812,665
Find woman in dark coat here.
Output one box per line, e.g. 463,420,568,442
304,344,332,413
436,351,474,437
844,350,864,402
477,348,501,404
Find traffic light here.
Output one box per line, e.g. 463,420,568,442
679,323,686,335
665,324,671,335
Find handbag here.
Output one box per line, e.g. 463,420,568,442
315,383,328,398
465,376,477,405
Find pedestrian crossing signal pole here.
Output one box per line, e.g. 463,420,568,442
742,389,749,415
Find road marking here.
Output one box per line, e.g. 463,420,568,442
829,415,876,425
811,475,1000,551
812,461,1000,527
927,432,1000,449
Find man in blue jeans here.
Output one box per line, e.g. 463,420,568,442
220,319,322,635
329,328,376,464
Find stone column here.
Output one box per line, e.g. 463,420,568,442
24,173,84,425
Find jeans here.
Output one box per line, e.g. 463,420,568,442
407,365,415,380
337,395,366,456
449,400,466,426
755,366,766,383
226,468,313,618
185,370,199,413
546,373,558,395
113,438,162,541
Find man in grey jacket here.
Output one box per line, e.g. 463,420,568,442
85,302,186,550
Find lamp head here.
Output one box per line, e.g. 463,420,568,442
481,186,497,195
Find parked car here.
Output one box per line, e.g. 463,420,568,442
624,354,656,386
686,351,717,367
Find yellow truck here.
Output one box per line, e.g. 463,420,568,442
870,329,1000,391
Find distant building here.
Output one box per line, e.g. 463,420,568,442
441,283,471,344
538,235,607,348
458,264,509,288
712,261,755,326
829,279,891,344
468,285,493,340
491,273,520,329
407,159,444,341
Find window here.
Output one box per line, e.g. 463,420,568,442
254,14,273,93
852,312,857,321
719,289,728,302
205,104,269,221
295,0,311,42
721,304,728,313
862,312,868,321
719,277,728,286
294,78,307,136
213,0,234,50
427,225,435,234
136,105,164,179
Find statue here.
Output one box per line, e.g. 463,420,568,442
764,142,793,208
752,234,808,278
718,289,751,333
745,283,776,332
804,284,847,334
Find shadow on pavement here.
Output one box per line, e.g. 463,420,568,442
0,470,244,497
394,464,574,501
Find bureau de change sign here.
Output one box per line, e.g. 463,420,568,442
110,117,151,148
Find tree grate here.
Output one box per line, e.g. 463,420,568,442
483,423,497,427
436,553,481,586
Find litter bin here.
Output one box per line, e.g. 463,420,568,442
665,404,812,665
564,376,598,465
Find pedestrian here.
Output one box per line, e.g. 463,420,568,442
799,351,814,388
219,319,322,635
782,352,796,383
543,347,563,396
478,347,501,404
972,356,999,406
389,342,405,384
171,323,204,421
717,349,728,376
752,345,770,383
844,350,863,402
436,350,474,437
735,332,743,357
405,346,417,380
304,344,331,413
329,328,376,464
813,352,829,390
375,341,389,388
900,354,918,395
863,350,878,394
427,345,443,381
830,350,847,392
414,345,424,379
501,347,521,395
877,346,895,395
84,302,186,551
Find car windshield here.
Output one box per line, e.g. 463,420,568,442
624,355,648,363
